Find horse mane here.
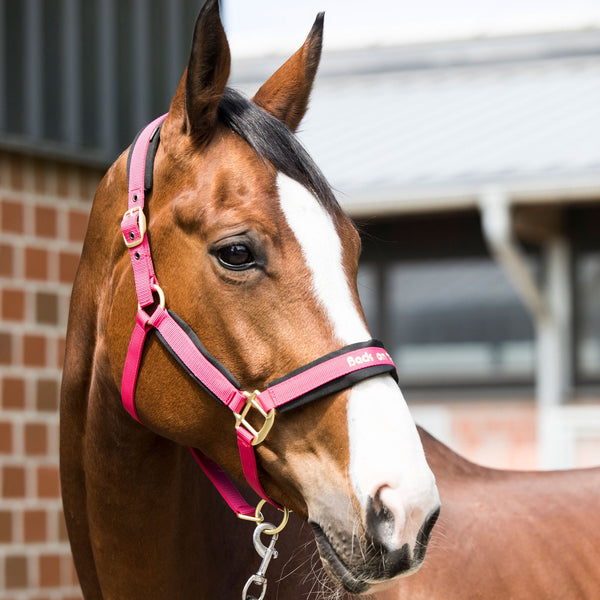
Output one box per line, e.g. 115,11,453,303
218,88,342,215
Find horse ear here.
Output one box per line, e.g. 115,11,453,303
252,13,324,132
179,0,230,144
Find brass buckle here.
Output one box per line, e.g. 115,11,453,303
122,207,147,248
234,391,275,446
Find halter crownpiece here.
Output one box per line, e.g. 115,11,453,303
120,115,399,519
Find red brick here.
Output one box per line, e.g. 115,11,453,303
2,288,25,321
24,335,46,367
25,247,49,280
25,423,48,455
79,169,96,201
39,553,61,587
56,164,70,197
0,243,14,276
3,377,25,409
8,155,25,191
68,210,89,242
84,170,102,201
36,292,58,325
33,158,48,194
24,509,47,542
37,465,60,498
62,554,80,586
0,510,12,542
59,251,80,283
36,378,59,412
0,332,12,364
1,200,24,233
5,554,28,589
35,205,58,238
0,421,13,453
2,466,25,498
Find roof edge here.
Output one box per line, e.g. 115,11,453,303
341,173,600,217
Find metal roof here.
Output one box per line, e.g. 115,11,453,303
231,29,600,215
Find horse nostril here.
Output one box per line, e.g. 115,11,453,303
366,488,397,547
366,486,441,555
421,507,440,541
414,506,441,562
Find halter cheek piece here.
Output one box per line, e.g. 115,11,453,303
120,115,399,520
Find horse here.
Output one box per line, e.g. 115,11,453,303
375,429,600,599
60,2,440,598
159,429,600,599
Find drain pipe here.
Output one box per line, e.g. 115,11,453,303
479,187,571,415
480,188,549,320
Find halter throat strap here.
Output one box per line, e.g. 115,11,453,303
120,115,399,518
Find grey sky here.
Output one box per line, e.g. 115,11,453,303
224,0,600,57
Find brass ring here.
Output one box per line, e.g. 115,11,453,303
237,510,264,524
255,500,291,535
152,284,166,309
137,284,166,313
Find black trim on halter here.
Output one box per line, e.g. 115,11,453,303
154,310,242,402
126,122,164,192
268,340,399,413
155,313,399,412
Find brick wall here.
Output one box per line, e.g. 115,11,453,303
412,399,600,470
0,149,103,600
0,147,596,598
411,401,540,470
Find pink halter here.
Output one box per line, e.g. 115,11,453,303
120,115,398,518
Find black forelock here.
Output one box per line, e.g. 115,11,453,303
217,88,341,214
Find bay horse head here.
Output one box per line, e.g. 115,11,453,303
63,0,440,596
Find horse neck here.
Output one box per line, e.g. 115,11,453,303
417,427,487,480
65,153,162,453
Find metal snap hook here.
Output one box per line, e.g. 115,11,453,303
242,574,267,600
252,522,279,558
242,522,280,600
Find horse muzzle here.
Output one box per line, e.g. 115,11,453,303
309,502,440,594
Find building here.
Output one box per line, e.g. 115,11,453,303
0,1,202,597
1,1,599,596
231,26,600,470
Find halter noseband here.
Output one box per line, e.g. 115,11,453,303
120,115,398,519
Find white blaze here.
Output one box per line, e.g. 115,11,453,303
276,174,368,343
276,174,438,542
277,174,439,548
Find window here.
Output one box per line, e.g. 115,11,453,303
577,252,600,381
359,257,536,387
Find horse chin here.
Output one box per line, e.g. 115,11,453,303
309,522,424,595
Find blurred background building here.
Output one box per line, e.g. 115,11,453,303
1,1,201,597
0,0,599,597
227,0,600,474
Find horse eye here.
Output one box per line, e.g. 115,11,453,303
216,244,256,270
